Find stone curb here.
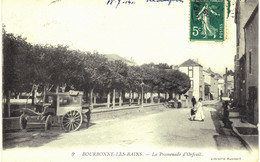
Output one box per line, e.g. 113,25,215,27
230,123,253,152
90,103,163,113
216,101,253,152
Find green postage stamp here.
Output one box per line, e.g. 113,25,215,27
190,0,225,41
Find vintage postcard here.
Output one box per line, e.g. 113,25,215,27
1,0,258,162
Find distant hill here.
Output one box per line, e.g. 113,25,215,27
104,54,136,66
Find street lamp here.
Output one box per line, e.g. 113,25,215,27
141,82,144,108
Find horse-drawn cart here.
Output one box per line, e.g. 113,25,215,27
19,91,91,132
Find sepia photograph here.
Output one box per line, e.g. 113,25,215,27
1,0,258,161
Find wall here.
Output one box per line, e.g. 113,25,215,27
245,8,258,124
236,0,258,59
179,65,204,100
235,0,258,104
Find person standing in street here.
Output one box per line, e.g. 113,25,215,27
191,96,196,108
195,98,205,121
222,101,232,128
190,106,196,121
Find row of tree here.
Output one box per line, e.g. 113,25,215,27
3,28,191,113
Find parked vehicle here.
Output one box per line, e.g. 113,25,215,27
19,91,91,132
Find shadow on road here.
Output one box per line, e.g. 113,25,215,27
209,101,234,150
3,121,94,150
210,110,232,150
209,102,247,151
3,128,62,149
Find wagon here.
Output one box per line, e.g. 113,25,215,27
19,91,91,132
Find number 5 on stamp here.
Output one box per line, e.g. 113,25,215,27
190,0,225,41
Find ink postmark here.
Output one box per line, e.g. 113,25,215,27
190,0,225,41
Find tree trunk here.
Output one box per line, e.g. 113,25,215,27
107,92,111,108
150,92,153,103
61,83,66,93
119,90,122,107
84,90,89,104
112,89,116,108
129,90,132,106
132,91,135,103
14,92,19,99
168,92,173,100
7,90,11,117
90,88,94,109
122,90,126,102
43,86,46,103
145,93,148,103
56,86,59,93
32,87,35,106
94,95,97,104
138,93,140,105
158,92,160,103
132,91,136,104
32,85,39,105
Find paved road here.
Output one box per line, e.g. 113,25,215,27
4,103,253,162
35,105,246,151
3,104,246,150
44,108,213,149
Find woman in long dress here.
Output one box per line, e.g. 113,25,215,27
195,98,205,121
196,3,220,39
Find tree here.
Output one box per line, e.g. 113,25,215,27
154,63,171,69
82,53,111,106
3,28,34,94
162,70,190,100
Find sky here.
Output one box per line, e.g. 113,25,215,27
2,0,236,74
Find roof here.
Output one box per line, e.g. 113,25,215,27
179,59,203,67
104,54,136,66
215,73,222,78
207,68,214,74
244,4,258,29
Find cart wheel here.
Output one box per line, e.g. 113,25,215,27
19,114,27,130
61,110,82,132
45,115,52,131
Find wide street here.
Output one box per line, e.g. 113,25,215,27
3,101,252,162
40,105,237,149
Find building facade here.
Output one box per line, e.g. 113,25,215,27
204,68,219,100
235,1,258,124
179,59,204,101
217,74,225,98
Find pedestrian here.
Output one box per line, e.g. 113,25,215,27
195,98,205,121
190,106,196,121
191,96,196,108
210,93,213,100
83,104,92,128
222,101,232,128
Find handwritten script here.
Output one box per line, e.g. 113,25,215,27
107,0,184,8
146,0,184,5
107,0,135,8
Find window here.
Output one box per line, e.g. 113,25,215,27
190,80,194,88
249,52,252,74
188,66,193,78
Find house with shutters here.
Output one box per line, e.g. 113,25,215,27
179,59,204,101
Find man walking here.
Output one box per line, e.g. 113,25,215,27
191,96,196,108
